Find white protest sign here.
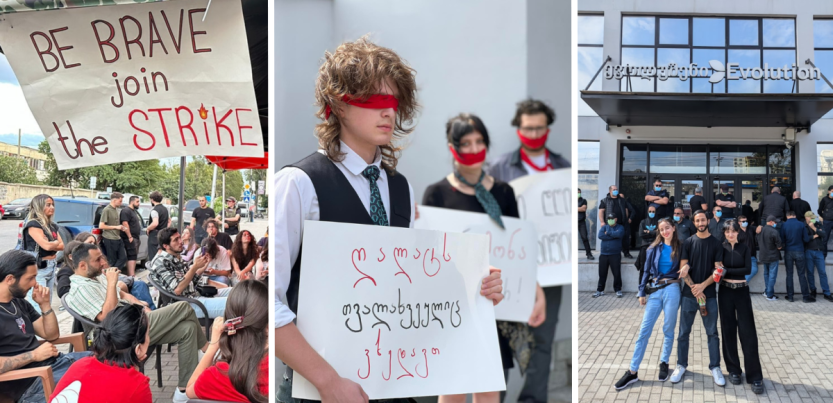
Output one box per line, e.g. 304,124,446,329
0,0,262,170
510,169,571,286
293,221,506,400
414,206,537,323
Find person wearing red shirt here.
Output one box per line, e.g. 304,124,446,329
187,279,268,402
49,304,152,403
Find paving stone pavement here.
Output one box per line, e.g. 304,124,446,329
579,291,833,403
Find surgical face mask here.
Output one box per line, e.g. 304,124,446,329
654,186,661,191
673,216,681,222
607,219,616,226
648,212,655,218
716,211,723,218
612,190,619,197
741,222,748,228
772,223,777,228
578,193,582,199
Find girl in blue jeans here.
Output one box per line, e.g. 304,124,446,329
615,218,681,390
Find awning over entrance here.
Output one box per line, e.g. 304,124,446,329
580,91,833,128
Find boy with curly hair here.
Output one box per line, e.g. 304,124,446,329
273,37,506,402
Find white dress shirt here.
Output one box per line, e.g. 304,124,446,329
274,142,415,328
521,152,552,175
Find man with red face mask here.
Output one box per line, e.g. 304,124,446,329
488,99,570,181
273,37,507,403
487,99,570,403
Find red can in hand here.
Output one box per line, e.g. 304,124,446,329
713,266,725,283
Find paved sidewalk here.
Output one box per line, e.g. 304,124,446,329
579,291,833,402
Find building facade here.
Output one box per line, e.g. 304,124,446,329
578,0,833,291
0,141,47,181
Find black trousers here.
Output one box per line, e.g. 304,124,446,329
101,238,126,269
597,254,622,292
578,220,592,254
621,224,631,254
718,285,763,383
148,230,160,263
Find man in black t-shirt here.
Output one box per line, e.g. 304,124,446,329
190,196,216,245
689,188,708,219
578,188,593,260
714,184,737,219
120,195,143,276
0,250,90,402
599,185,634,258
204,218,233,250
670,209,724,386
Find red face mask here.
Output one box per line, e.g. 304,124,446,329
449,145,486,166
517,129,549,150
325,94,399,119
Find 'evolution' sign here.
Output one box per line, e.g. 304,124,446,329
604,60,821,84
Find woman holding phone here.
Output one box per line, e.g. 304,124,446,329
615,217,681,390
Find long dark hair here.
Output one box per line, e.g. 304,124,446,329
231,230,258,270
649,218,682,259
93,304,148,368
62,240,83,271
74,232,95,244
218,280,267,402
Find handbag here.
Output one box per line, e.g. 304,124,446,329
196,284,218,297
16,220,46,269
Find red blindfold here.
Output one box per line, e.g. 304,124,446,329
325,94,400,119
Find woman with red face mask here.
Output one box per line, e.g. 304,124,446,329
422,113,547,403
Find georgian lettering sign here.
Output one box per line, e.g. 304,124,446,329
604,60,821,84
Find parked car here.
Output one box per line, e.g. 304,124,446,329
42,197,150,267
95,192,143,203
3,198,32,219
182,199,199,225
138,203,181,230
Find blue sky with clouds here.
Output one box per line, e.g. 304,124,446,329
0,54,45,148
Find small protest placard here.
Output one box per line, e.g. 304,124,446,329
510,169,572,286
292,221,506,399
415,205,538,323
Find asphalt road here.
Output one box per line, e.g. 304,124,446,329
0,217,23,252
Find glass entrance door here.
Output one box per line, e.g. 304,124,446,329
679,179,704,217
711,177,764,221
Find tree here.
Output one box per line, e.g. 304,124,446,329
38,140,165,196
0,155,40,185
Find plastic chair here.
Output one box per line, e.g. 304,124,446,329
146,274,212,341
60,295,164,387
0,333,85,401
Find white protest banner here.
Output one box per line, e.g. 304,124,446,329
293,221,506,400
414,206,537,323
510,169,571,286
0,0,262,169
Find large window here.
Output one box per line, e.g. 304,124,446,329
819,143,833,201
578,141,600,250
620,15,797,94
578,14,604,116
815,19,833,118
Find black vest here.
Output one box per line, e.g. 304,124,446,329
286,152,411,314
151,203,169,232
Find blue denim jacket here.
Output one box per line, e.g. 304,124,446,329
638,243,681,297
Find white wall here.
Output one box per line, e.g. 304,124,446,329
578,0,833,227
275,0,573,203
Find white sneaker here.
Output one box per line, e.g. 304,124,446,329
173,389,189,403
711,367,726,386
670,366,686,383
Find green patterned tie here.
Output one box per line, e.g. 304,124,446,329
361,166,390,226
454,171,505,229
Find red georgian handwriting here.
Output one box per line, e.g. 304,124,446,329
352,248,376,288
